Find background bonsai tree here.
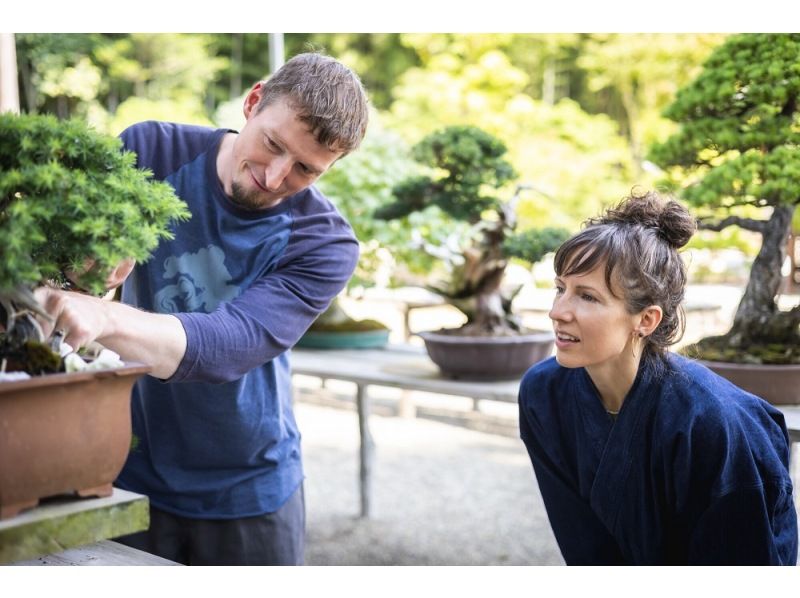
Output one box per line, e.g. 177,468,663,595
376,125,568,337
0,113,189,372
302,121,465,341
649,33,800,364
302,125,418,337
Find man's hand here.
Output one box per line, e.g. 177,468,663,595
33,287,187,379
34,287,112,351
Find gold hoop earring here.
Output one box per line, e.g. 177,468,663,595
631,330,644,359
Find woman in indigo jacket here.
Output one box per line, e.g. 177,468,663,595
518,191,797,565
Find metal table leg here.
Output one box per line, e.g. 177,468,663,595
355,383,374,518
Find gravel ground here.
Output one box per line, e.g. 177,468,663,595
296,400,563,565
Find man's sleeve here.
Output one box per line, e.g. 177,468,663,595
171,231,358,384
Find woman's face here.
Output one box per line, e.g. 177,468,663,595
549,259,640,371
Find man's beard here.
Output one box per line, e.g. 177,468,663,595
230,181,272,211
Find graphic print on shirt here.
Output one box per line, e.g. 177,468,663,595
154,245,240,313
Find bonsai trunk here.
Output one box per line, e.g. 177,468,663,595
451,276,510,336
443,220,520,336
725,203,800,347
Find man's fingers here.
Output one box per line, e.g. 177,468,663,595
63,322,93,352
33,287,59,338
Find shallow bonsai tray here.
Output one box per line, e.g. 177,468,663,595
0,363,150,519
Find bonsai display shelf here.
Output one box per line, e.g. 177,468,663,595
292,344,526,518
0,488,149,564
291,345,800,520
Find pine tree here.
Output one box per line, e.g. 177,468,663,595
650,34,800,363
376,126,567,336
0,113,189,353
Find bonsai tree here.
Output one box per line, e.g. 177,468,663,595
301,126,417,339
649,33,800,364
301,124,458,344
376,125,568,337
0,112,189,373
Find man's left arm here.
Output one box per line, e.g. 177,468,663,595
172,234,359,383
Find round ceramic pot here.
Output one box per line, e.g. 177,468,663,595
699,360,800,405
296,329,390,350
418,329,554,380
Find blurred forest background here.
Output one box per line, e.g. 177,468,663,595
6,33,764,288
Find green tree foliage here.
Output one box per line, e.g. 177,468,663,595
378,125,517,222
15,34,226,133
285,33,419,110
95,34,227,134
579,34,726,174
14,34,107,120
387,33,635,232
0,113,190,296
315,117,450,289
650,33,800,363
377,126,568,336
206,34,419,114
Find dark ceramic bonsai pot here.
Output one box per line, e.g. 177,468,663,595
699,360,800,405
418,329,554,380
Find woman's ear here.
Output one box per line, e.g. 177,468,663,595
638,305,663,337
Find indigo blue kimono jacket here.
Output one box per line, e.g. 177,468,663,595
519,354,798,565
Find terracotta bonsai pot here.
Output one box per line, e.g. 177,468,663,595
699,360,800,405
418,329,554,380
0,363,150,519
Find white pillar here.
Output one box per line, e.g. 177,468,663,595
0,33,20,114
268,33,284,75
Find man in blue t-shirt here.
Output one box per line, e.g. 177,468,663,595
34,53,368,565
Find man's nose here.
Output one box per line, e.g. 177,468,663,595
264,157,292,191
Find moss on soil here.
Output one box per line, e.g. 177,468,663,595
680,335,800,365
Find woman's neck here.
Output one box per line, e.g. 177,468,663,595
586,353,641,414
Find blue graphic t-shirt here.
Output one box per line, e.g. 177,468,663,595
115,121,359,518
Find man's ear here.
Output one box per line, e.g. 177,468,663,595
105,258,136,290
638,305,663,337
243,82,264,120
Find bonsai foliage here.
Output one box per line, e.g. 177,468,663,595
376,125,568,336
0,113,189,348
649,34,800,364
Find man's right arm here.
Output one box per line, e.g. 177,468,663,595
34,287,187,380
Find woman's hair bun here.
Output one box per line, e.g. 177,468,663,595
600,189,696,249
